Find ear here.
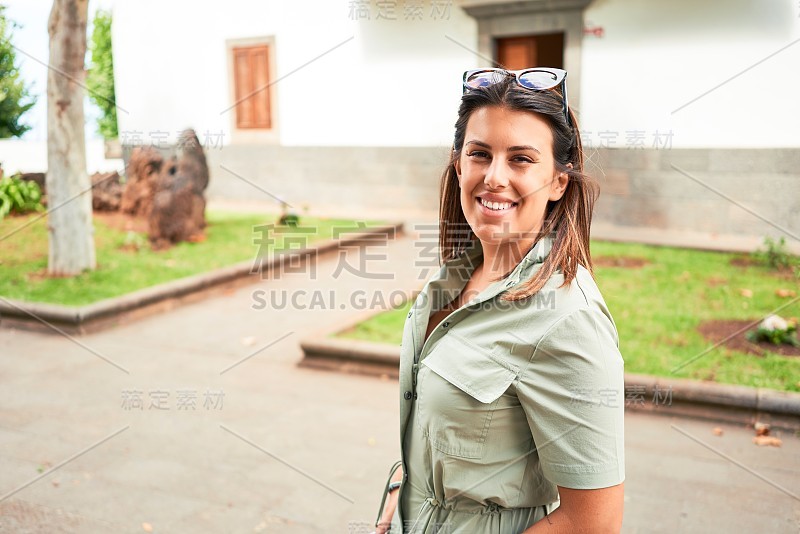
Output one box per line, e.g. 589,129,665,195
549,163,571,201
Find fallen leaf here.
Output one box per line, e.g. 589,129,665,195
712,427,723,436
754,422,770,436
776,288,797,298
165,259,176,268
752,436,782,447
142,522,153,532
739,288,753,298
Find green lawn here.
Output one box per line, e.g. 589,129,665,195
0,210,387,306
337,241,800,392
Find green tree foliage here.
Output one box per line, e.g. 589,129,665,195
86,9,117,139
0,6,37,138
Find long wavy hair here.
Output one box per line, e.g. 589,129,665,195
438,76,599,301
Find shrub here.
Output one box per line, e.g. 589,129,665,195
278,212,300,227
753,236,798,272
0,174,44,218
745,315,799,347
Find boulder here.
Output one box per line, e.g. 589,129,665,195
148,130,209,248
91,171,124,211
120,146,163,217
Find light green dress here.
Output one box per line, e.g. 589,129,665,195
389,231,625,533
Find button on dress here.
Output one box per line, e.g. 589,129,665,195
389,232,626,533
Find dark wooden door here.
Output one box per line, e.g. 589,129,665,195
496,33,564,70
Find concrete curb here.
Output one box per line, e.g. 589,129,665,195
300,337,402,379
620,373,800,431
299,331,800,431
0,222,403,335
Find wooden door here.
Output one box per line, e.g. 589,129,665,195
232,45,272,129
496,33,564,70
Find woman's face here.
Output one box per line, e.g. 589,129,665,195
454,105,568,252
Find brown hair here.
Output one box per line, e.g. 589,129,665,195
438,76,599,301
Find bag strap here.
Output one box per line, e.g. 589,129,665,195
374,459,403,527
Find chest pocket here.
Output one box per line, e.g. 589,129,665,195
416,331,520,459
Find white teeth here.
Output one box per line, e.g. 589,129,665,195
480,198,514,211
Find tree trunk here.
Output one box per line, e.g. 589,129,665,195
46,0,95,276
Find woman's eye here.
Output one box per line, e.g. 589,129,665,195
467,151,489,159
513,156,535,163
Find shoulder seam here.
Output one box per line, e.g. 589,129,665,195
529,307,594,362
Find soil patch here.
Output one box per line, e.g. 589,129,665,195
729,256,760,268
697,319,800,357
730,256,798,280
594,256,650,269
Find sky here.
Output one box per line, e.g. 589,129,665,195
2,0,116,141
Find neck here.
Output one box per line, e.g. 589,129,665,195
478,237,536,281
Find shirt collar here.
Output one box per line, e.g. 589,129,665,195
458,230,556,285
418,231,557,316
429,230,556,299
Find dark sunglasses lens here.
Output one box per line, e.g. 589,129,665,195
518,70,559,90
465,70,506,90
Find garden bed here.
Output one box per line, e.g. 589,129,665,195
697,319,800,358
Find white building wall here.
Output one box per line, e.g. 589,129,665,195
113,0,477,148
580,0,800,148
112,0,799,149
0,139,122,175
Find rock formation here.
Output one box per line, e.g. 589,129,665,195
147,129,209,248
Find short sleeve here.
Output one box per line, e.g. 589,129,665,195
516,307,625,489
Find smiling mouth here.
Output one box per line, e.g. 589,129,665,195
476,196,519,211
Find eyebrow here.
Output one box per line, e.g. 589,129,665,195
465,140,541,154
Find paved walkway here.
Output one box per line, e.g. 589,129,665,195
0,225,798,533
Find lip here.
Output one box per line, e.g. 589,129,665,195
475,196,518,217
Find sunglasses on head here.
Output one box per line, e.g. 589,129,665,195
462,67,571,128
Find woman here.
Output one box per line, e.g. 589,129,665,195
374,67,625,533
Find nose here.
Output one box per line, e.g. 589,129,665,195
484,157,511,189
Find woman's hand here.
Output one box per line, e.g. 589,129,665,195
375,486,399,533
375,464,403,533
